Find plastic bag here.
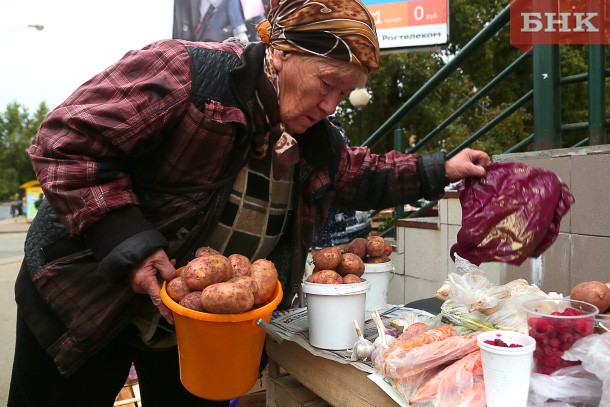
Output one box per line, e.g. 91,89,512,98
528,332,610,406
409,350,486,407
451,162,574,266
384,332,479,379
441,255,511,314
395,366,444,404
440,255,550,333
481,291,548,333
528,366,602,407
563,332,610,406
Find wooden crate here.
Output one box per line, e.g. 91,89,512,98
267,374,330,407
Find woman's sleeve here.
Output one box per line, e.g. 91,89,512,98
332,144,448,211
28,39,192,281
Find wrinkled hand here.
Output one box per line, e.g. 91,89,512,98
128,248,177,324
445,148,491,182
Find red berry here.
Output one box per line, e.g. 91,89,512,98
561,307,580,316
530,306,598,375
483,338,523,348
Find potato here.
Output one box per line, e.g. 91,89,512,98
570,281,610,313
306,269,343,284
195,246,220,257
251,259,279,305
179,291,204,311
344,238,367,259
200,282,255,314
366,236,386,257
183,254,233,291
313,247,342,270
342,274,363,284
366,255,390,264
336,253,365,277
383,241,393,257
228,276,257,295
228,254,251,277
166,276,191,303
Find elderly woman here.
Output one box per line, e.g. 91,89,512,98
9,0,489,406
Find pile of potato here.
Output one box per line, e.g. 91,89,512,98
306,236,392,284
570,280,610,314
165,247,279,314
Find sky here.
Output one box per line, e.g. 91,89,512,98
0,0,175,112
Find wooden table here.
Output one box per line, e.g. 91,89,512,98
265,338,398,407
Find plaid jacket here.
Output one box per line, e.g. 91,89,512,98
17,39,447,376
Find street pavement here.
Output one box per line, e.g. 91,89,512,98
0,215,28,406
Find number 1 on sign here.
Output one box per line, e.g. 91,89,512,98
364,0,446,29
372,9,381,25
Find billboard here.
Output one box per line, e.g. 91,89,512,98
362,0,449,52
173,0,448,52
173,0,267,42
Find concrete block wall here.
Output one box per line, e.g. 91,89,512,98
388,145,610,305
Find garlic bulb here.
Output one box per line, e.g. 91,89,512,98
351,320,374,361
371,310,390,371
374,334,396,348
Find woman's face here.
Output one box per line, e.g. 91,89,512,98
272,51,368,134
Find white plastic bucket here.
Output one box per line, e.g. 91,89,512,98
301,280,371,350
362,261,393,311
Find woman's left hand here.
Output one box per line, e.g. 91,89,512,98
445,148,491,182
128,249,177,324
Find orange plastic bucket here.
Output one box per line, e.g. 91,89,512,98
160,277,283,400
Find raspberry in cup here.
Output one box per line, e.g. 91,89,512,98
523,298,598,375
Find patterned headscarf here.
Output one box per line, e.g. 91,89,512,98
256,0,380,74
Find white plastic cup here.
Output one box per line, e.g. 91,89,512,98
477,331,536,407
362,261,393,311
301,280,370,350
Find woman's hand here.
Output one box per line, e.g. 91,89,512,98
128,248,177,324
445,148,491,182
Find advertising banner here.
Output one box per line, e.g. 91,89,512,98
363,0,449,52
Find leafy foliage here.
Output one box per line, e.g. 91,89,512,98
337,0,608,155
0,102,48,200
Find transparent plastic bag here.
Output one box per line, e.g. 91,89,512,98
440,255,549,332
562,332,610,406
482,288,556,334
528,332,610,407
395,366,444,404
384,332,479,379
409,350,486,407
441,255,511,314
528,366,602,406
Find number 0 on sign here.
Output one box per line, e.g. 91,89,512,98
362,0,449,51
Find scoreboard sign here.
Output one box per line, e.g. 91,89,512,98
363,0,449,52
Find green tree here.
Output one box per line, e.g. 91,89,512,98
338,0,606,155
0,102,48,201
337,0,524,154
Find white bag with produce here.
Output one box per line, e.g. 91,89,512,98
439,254,557,333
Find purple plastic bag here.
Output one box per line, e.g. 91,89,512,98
450,162,575,266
